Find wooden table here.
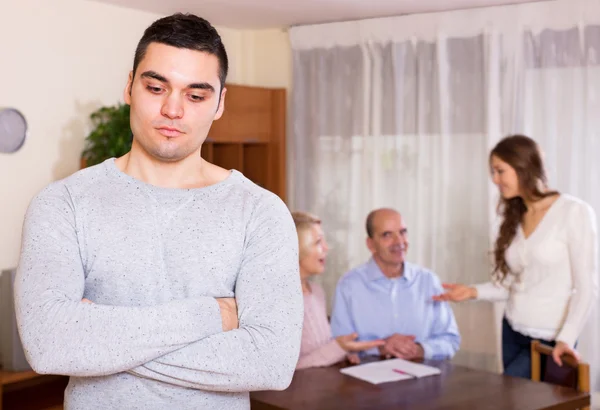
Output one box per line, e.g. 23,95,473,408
1,369,67,410
0,370,39,410
251,360,590,410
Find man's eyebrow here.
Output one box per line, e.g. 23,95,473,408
188,83,215,92
140,71,215,93
140,70,168,83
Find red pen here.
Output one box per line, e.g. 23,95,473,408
393,369,415,378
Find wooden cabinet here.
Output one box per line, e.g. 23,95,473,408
208,85,273,143
203,84,287,202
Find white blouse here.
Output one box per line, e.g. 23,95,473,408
475,194,598,347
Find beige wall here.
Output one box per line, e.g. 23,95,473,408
0,0,291,270
222,28,292,89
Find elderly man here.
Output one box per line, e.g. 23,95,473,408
331,208,460,360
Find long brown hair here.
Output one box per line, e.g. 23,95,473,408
491,135,558,282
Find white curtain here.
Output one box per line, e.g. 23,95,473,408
289,0,600,394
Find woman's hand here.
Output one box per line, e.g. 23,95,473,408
552,341,580,366
336,333,385,352
346,353,361,365
432,283,477,302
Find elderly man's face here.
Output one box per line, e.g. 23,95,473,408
367,211,408,266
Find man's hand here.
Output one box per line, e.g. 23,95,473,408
216,298,238,331
379,334,424,360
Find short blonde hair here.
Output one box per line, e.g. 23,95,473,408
291,211,321,259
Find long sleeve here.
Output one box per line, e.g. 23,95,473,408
330,279,355,338
330,279,380,356
556,203,599,347
14,184,224,377
473,281,510,302
296,340,346,369
127,195,304,392
418,278,461,360
296,285,346,369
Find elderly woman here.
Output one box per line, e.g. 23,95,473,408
292,212,383,369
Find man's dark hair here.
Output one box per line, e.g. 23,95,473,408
132,13,228,90
366,210,377,238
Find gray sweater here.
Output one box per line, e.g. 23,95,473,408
14,159,303,410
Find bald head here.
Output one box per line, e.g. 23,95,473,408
365,208,408,270
366,208,401,238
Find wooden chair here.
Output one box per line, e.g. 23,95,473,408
531,340,590,410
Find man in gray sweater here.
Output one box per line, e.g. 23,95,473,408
14,13,303,410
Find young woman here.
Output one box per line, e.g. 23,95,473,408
292,212,384,369
434,135,598,379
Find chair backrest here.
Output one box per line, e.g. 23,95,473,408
0,269,32,372
530,340,590,410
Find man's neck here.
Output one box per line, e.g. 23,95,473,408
373,257,404,279
116,146,210,189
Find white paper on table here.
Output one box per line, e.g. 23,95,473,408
340,359,441,385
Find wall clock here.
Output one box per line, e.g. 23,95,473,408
0,108,28,153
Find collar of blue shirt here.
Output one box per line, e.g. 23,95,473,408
365,258,415,283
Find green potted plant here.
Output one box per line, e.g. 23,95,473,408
81,103,132,168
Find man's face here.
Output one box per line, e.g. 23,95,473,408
124,42,226,162
367,211,409,266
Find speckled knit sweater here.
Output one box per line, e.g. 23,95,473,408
15,158,303,410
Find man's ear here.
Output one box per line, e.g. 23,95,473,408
213,87,227,120
123,71,134,104
366,237,375,254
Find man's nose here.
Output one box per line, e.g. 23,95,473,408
161,94,184,119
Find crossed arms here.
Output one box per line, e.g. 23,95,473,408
15,186,303,392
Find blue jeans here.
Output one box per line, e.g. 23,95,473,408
502,317,556,380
